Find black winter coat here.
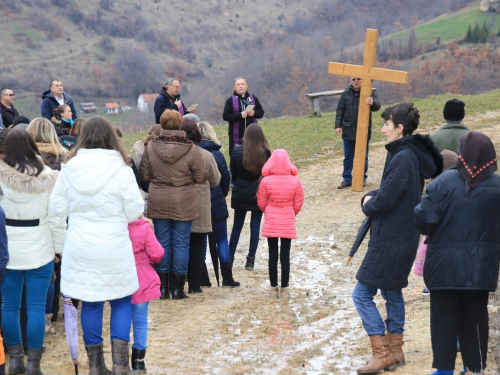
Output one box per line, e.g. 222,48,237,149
0,103,19,127
200,140,230,222
357,135,442,290
154,87,189,124
414,169,500,291
41,90,77,121
230,144,269,212
334,86,380,141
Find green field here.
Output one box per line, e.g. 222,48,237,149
388,5,500,44
122,89,500,167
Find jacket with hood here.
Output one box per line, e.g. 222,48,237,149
154,87,189,124
356,134,443,290
50,148,144,302
36,142,68,171
429,121,470,155
257,149,304,239
139,129,208,221
199,140,230,222
41,90,77,121
0,160,66,270
128,218,164,304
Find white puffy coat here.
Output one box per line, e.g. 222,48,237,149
0,160,66,270
50,149,144,302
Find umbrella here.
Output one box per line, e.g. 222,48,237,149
207,234,220,287
345,216,372,266
62,294,79,374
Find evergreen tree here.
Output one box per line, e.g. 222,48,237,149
479,21,489,43
465,24,472,42
471,23,480,43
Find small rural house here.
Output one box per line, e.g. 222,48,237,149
80,102,97,114
103,102,120,114
138,94,159,112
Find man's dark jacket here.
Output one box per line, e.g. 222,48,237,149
335,86,380,141
415,169,500,292
357,135,442,290
41,90,77,121
154,87,188,124
0,102,19,127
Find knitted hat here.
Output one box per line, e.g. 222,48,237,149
443,99,465,122
12,116,31,127
183,113,200,124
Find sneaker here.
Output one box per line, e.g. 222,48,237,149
422,288,430,296
338,181,352,189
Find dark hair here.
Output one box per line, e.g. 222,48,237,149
73,116,130,165
70,119,84,137
242,124,271,175
380,102,419,136
181,119,202,145
3,129,44,176
12,116,31,127
113,127,123,138
0,128,12,154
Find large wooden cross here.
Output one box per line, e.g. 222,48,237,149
328,29,409,192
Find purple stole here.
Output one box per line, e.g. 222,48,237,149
231,94,257,147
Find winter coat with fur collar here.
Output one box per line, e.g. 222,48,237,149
0,160,66,270
36,142,68,171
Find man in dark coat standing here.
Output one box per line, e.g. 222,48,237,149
223,77,264,156
335,77,380,189
154,78,195,124
40,79,77,121
0,88,19,128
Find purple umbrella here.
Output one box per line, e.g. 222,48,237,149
63,294,79,374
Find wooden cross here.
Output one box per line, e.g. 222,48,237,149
328,29,408,192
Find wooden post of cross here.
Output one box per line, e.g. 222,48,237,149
328,29,409,192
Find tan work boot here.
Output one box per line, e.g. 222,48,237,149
357,335,397,374
45,313,55,334
386,331,406,366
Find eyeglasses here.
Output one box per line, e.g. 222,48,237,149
172,86,180,89
2,93,14,97
351,78,361,81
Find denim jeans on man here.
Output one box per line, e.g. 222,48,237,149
1,260,53,349
229,210,262,259
352,281,405,336
153,219,192,274
342,139,369,183
209,220,231,264
81,295,132,346
132,302,149,350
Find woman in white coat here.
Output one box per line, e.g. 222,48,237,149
0,129,66,375
50,117,144,375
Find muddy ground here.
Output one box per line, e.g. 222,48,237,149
34,122,500,374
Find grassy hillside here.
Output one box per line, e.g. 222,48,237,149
123,89,500,165
389,3,500,43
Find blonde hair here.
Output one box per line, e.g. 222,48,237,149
160,110,183,130
27,118,68,158
198,121,220,144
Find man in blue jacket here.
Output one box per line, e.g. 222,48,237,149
154,78,195,124
40,79,77,121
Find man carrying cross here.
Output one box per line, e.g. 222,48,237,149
335,77,380,189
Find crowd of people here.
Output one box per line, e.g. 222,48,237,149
0,75,498,375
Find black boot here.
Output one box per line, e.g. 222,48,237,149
85,343,111,375
245,256,255,271
131,348,146,373
25,347,44,375
200,264,212,287
221,263,240,287
111,339,133,374
157,271,169,299
230,256,234,266
171,273,189,299
6,343,26,375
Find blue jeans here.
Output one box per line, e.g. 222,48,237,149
153,219,192,274
210,220,230,264
1,261,54,348
352,281,405,336
342,139,369,183
229,210,262,258
45,281,55,315
81,295,132,346
132,302,149,350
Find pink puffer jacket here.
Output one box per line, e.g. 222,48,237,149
257,149,304,239
128,218,164,304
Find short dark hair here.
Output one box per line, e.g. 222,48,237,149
181,119,202,145
381,102,419,136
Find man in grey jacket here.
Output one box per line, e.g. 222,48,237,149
429,99,469,155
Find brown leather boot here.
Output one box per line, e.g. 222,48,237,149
386,332,406,366
357,335,397,374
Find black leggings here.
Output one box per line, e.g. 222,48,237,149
267,237,291,288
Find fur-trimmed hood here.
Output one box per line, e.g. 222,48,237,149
36,142,68,158
0,160,58,202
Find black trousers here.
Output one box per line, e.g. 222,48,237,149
267,237,291,288
430,290,489,372
187,233,207,290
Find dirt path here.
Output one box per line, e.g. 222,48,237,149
39,128,500,374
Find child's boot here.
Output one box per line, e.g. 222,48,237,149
131,348,146,373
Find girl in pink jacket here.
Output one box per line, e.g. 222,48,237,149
128,218,164,372
257,149,304,290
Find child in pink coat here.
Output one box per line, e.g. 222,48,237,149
257,149,304,289
128,218,164,372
